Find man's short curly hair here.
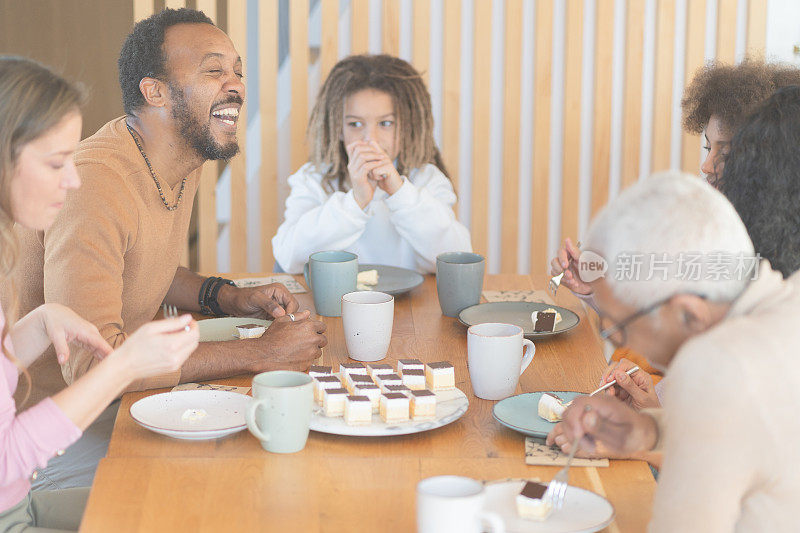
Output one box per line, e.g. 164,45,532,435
118,8,214,114
681,58,800,137
720,85,800,278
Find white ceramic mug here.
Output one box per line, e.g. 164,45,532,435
341,291,394,362
416,476,505,533
467,323,535,400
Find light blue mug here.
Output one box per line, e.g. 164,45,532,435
245,371,314,454
303,250,358,317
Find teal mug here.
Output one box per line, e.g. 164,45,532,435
303,250,358,317
245,371,314,454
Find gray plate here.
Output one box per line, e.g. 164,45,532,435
493,391,584,438
458,302,580,338
358,264,424,296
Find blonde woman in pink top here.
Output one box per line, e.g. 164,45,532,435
0,57,199,532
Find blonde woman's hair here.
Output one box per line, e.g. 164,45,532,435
307,54,449,193
0,56,84,402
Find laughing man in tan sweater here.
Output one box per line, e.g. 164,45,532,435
6,9,327,489
550,173,800,532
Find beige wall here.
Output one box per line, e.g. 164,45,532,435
0,0,133,138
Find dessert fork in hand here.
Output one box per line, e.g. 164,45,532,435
544,406,590,510
547,241,581,296
162,303,190,332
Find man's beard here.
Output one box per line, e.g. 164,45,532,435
168,82,240,161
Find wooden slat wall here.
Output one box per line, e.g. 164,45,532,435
196,0,219,273
501,0,523,273
441,0,461,190
590,0,615,217
681,0,707,172
746,0,767,55
259,0,279,272
122,0,770,275
382,0,400,56
652,0,676,173
226,0,247,272
716,0,738,63
321,0,340,80
560,0,584,248
470,0,492,261
290,1,310,178
412,0,429,84
531,0,554,274
622,0,645,188
351,0,370,55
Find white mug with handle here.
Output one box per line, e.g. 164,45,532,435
467,322,535,400
416,476,505,533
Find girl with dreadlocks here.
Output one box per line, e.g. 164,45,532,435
272,54,472,274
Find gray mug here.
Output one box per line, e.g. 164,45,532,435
303,250,358,317
436,252,485,317
245,371,314,454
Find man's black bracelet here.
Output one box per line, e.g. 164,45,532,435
208,277,234,316
199,276,234,316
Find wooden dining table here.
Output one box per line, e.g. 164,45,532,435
79,273,656,532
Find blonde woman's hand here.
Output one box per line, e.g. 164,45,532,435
38,303,114,365
114,315,199,380
549,238,592,295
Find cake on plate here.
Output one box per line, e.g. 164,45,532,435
308,365,332,379
516,481,553,521
379,392,410,423
531,308,563,332
425,361,455,391
401,368,426,390
235,323,266,339
353,383,381,412
537,393,567,422
366,363,394,378
322,387,349,417
409,390,436,420
397,358,424,375
313,375,343,404
344,395,372,426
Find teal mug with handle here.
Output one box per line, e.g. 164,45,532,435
303,250,358,317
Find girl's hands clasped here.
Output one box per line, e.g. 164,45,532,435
346,140,403,208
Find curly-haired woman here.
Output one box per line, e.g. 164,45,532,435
720,85,800,278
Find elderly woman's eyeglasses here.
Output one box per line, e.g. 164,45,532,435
597,293,706,348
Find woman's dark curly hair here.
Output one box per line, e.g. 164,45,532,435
720,85,800,278
118,8,214,114
682,59,800,137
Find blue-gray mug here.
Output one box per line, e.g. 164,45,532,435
303,250,358,317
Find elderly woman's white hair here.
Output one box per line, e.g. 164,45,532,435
585,171,755,308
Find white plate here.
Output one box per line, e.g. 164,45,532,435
198,317,272,342
309,387,468,437
130,390,251,441
483,479,615,533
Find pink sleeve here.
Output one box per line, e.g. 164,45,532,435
0,362,82,486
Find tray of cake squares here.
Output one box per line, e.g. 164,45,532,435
307,359,469,436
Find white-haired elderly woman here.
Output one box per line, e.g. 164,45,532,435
548,171,800,532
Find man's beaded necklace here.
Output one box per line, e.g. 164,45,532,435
125,120,187,211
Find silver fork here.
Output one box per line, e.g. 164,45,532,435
544,408,589,510
547,241,582,296
163,303,190,332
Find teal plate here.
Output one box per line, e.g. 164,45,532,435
492,391,584,438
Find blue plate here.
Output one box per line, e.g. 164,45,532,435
492,391,584,438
